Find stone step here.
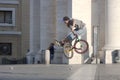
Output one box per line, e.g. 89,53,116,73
0,64,97,80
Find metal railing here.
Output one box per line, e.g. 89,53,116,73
2,57,27,64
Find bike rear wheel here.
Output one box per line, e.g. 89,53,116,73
63,42,74,59
74,39,88,54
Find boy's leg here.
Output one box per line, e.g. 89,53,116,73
55,32,73,46
55,37,70,46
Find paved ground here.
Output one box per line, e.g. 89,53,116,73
94,64,120,80
0,64,120,80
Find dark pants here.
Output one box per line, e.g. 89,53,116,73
50,54,54,63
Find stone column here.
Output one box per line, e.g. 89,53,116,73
26,0,34,64
104,0,120,64
56,0,69,40
27,0,41,64
56,0,70,64
40,0,56,50
38,0,56,64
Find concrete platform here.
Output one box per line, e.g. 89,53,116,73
0,64,120,80
94,64,120,80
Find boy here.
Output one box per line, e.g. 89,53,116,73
56,16,86,46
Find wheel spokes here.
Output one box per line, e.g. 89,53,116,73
63,43,73,59
74,40,89,54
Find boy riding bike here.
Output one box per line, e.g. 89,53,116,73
56,16,86,46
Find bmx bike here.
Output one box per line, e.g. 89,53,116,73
55,33,89,59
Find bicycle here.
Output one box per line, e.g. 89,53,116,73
55,32,89,59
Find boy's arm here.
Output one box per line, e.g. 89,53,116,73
71,19,76,35
71,19,76,31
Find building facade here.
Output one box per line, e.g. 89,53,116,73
0,0,30,64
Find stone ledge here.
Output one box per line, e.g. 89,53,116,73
0,31,21,35
0,1,19,4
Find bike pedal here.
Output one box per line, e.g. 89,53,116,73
69,49,73,51
77,39,80,41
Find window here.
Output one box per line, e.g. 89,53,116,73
0,43,12,55
0,11,12,24
0,8,15,26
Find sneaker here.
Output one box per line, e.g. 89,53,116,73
55,40,61,46
55,40,64,46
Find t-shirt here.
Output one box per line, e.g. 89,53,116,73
68,19,85,31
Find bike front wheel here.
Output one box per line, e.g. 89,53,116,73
74,39,89,54
63,42,74,59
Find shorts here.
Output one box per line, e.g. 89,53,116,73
67,27,86,41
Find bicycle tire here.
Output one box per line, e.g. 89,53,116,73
63,42,74,59
74,39,89,54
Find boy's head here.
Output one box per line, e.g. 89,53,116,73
63,16,70,24
51,43,54,46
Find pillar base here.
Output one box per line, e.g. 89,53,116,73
45,50,50,64
68,52,83,64
26,51,35,64
105,50,113,64
62,50,86,64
